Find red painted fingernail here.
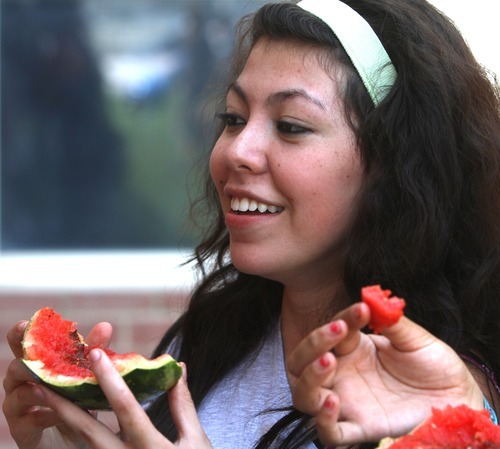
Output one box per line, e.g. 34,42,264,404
324,395,335,409
329,321,340,333
319,354,330,368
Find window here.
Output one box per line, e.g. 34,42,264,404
1,0,267,251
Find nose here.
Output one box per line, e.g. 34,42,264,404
216,119,269,174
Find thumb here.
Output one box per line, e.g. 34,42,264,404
86,322,113,348
381,316,437,352
168,363,210,444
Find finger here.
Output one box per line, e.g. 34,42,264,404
316,393,364,446
3,381,63,430
3,378,42,419
287,320,346,379
316,393,342,444
169,363,210,444
3,358,36,396
333,303,370,357
6,321,28,358
86,322,113,348
3,377,67,448
38,385,122,449
89,348,171,448
291,352,337,415
6,412,54,449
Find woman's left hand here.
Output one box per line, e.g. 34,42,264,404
33,349,212,449
287,302,484,446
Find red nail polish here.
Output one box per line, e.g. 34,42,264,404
324,396,335,409
329,321,340,333
319,354,330,368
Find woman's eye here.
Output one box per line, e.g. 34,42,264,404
216,112,245,127
277,121,311,135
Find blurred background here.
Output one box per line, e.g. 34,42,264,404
1,0,260,251
0,0,498,447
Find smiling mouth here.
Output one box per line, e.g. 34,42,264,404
231,197,284,214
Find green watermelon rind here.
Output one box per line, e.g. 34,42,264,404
23,353,182,410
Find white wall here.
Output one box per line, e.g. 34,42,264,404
428,0,499,77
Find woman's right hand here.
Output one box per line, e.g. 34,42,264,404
2,319,113,449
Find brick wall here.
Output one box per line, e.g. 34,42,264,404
0,288,189,449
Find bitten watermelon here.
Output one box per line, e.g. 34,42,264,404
361,285,406,334
22,307,182,410
377,404,500,448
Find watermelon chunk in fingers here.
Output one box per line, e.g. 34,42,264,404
377,404,500,448
361,285,406,333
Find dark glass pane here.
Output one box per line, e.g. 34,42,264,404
1,0,264,250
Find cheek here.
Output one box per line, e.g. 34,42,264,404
291,160,364,228
208,148,228,209
209,145,224,185
325,171,364,229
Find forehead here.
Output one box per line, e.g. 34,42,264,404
235,38,343,100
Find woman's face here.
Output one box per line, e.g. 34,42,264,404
210,39,364,290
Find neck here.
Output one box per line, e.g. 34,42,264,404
280,281,349,360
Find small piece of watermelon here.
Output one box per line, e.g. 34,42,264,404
376,404,500,448
361,285,406,333
22,307,182,410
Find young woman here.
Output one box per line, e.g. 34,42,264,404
4,0,499,448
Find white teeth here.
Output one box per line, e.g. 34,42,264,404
257,203,268,213
231,197,283,213
239,198,249,211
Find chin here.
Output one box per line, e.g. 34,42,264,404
231,255,276,280
229,244,288,282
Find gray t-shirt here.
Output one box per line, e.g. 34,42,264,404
167,322,316,449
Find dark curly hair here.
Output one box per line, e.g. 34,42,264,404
147,1,500,447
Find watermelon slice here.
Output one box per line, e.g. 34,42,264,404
361,285,406,333
22,307,182,410
376,404,500,448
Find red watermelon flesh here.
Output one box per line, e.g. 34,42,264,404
21,307,182,409
22,307,119,378
378,404,500,448
361,285,406,334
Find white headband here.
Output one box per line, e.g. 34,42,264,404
297,0,397,106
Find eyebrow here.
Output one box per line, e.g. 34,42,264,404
228,82,327,111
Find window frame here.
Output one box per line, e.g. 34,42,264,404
0,250,196,293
